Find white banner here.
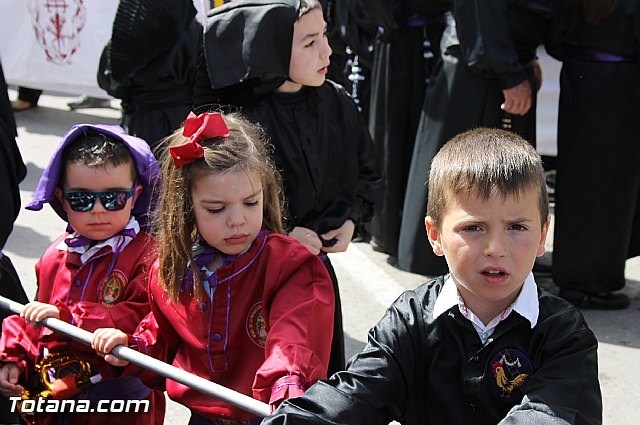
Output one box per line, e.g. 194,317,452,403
0,0,209,98
0,0,118,97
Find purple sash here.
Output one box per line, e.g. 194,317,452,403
567,47,638,63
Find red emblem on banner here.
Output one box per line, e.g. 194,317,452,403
27,0,87,64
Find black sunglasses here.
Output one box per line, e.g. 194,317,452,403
62,186,136,212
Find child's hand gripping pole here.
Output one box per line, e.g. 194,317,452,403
0,295,271,418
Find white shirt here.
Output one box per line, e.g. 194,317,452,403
57,217,140,264
433,272,539,344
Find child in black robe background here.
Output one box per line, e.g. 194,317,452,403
192,0,381,374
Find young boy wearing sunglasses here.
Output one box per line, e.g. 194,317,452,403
0,124,165,425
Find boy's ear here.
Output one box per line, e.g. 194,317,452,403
54,187,64,204
425,216,444,256
131,183,144,207
537,214,551,257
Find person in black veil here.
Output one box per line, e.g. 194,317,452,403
358,0,449,259
0,59,28,425
98,0,201,158
193,0,381,375
397,0,552,276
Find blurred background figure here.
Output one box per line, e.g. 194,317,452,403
321,0,377,119
98,0,201,157
10,86,42,112
545,0,640,309
360,0,449,260
12,88,111,112
319,0,378,243
67,94,112,110
397,1,552,276
0,60,28,425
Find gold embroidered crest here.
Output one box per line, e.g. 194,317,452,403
246,302,267,347
98,270,127,306
488,348,533,402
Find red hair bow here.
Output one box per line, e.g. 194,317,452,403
170,112,230,167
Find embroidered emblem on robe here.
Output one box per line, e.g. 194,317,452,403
98,270,126,305
246,302,267,347
487,348,533,403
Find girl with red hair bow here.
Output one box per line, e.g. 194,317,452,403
92,111,335,424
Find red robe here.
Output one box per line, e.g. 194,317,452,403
0,231,164,425
131,232,335,421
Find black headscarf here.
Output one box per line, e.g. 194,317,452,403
203,0,300,97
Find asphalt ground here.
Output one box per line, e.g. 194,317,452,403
3,63,639,424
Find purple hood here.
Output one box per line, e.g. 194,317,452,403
27,124,160,229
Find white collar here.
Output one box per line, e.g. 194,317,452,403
57,217,140,264
433,272,539,329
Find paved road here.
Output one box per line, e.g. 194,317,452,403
3,56,639,424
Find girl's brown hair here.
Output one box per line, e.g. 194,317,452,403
155,112,284,302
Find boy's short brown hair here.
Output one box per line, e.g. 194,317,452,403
60,131,136,185
426,128,549,227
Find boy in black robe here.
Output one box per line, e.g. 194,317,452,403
193,0,381,375
261,128,602,425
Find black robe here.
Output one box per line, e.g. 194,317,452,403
0,60,29,425
546,0,640,293
242,85,379,234
322,0,378,118
264,276,602,425
397,1,552,276
0,60,27,303
98,0,200,155
194,0,382,374
360,0,449,257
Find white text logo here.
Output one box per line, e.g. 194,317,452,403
10,397,150,414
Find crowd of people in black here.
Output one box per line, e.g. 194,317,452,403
330,0,638,311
